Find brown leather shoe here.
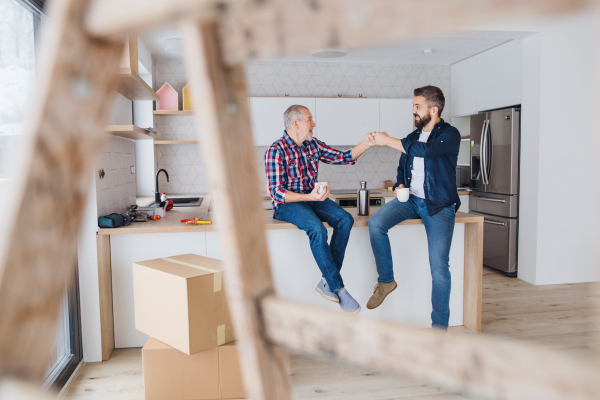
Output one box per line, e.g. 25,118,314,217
366,281,398,309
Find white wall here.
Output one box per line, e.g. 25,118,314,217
477,9,600,284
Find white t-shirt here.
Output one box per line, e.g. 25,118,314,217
409,130,432,199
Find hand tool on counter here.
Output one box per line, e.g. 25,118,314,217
180,218,212,225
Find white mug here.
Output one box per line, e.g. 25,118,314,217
317,182,329,194
396,187,410,202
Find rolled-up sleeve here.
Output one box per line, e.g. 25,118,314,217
316,139,355,165
264,146,288,206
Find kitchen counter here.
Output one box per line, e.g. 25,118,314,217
93,193,482,358
99,192,473,235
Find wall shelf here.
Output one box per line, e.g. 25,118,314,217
106,125,154,140
154,140,200,145
117,68,159,101
153,110,194,115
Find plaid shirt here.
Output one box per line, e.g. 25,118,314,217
265,131,355,208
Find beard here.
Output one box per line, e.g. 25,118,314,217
414,111,432,130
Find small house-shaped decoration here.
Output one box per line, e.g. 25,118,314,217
156,83,178,111
183,83,195,111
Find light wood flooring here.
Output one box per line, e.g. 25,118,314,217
66,268,600,400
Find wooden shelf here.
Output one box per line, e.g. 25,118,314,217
106,125,154,140
117,68,159,101
154,140,200,145
153,110,195,115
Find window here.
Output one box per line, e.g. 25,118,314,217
0,0,83,390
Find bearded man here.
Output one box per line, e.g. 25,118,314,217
366,85,461,330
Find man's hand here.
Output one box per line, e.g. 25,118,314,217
308,184,329,201
394,184,406,198
366,132,377,147
373,131,391,146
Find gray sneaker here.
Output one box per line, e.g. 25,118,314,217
315,279,339,303
337,288,361,315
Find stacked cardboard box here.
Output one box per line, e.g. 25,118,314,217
133,253,245,400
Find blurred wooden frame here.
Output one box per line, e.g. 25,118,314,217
0,0,599,399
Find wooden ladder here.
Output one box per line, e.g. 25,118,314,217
0,0,599,399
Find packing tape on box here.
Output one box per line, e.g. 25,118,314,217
161,257,222,292
217,324,226,345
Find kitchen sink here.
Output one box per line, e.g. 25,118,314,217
146,197,203,207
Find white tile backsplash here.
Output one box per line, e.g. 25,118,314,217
96,137,137,217
153,58,451,194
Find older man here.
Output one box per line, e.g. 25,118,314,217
367,86,461,330
265,105,375,314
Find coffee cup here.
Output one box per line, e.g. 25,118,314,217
317,182,329,194
395,187,410,202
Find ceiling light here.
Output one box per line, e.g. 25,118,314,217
311,48,347,58
165,38,184,53
423,49,433,56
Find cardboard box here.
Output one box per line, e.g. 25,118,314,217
143,338,246,400
133,254,235,355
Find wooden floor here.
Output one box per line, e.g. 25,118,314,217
66,268,600,400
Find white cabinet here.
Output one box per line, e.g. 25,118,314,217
315,98,379,145
450,57,477,117
379,99,414,139
476,40,522,112
476,47,498,112
452,40,522,116
496,40,522,108
248,97,316,146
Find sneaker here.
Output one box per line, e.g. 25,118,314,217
315,279,339,303
366,281,398,310
337,288,361,315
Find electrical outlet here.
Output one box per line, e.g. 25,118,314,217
130,166,135,174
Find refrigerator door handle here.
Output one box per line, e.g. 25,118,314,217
484,219,506,227
485,119,492,185
471,195,506,203
481,120,488,185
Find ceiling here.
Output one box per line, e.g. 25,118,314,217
141,29,535,66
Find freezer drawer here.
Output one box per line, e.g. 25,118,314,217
469,192,518,218
469,211,518,275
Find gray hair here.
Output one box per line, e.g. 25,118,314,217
283,105,308,130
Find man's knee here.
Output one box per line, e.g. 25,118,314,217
368,213,385,234
306,222,328,240
339,211,354,228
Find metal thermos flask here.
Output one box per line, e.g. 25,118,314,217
357,181,369,216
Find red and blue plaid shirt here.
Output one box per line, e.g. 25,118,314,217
265,131,355,208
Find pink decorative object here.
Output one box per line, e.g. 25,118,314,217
156,83,178,111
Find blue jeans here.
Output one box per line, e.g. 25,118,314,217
273,198,354,293
368,195,455,329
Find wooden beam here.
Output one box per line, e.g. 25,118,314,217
0,0,123,381
261,296,600,400
86,0,596,63
463,219,483,334
97,235,114,361
181,21,291,399
120,33,139,74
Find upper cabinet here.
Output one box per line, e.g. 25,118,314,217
379,99,414,139
316,98,379,145
248,97,316,146
452,40,522,117
451,57,477,117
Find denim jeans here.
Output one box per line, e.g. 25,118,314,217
368,195,455,329
273,198,354,293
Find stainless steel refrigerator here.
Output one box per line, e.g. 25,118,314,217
469,107,520,276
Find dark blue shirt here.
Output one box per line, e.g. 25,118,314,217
393,119,461,216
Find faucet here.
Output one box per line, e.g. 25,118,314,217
155,169,169,203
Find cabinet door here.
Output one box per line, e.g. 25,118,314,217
315,98,379,145
247,97,316,146
476,46,498,112
496,40,522,108
450,57,477,116
379,99,414,139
